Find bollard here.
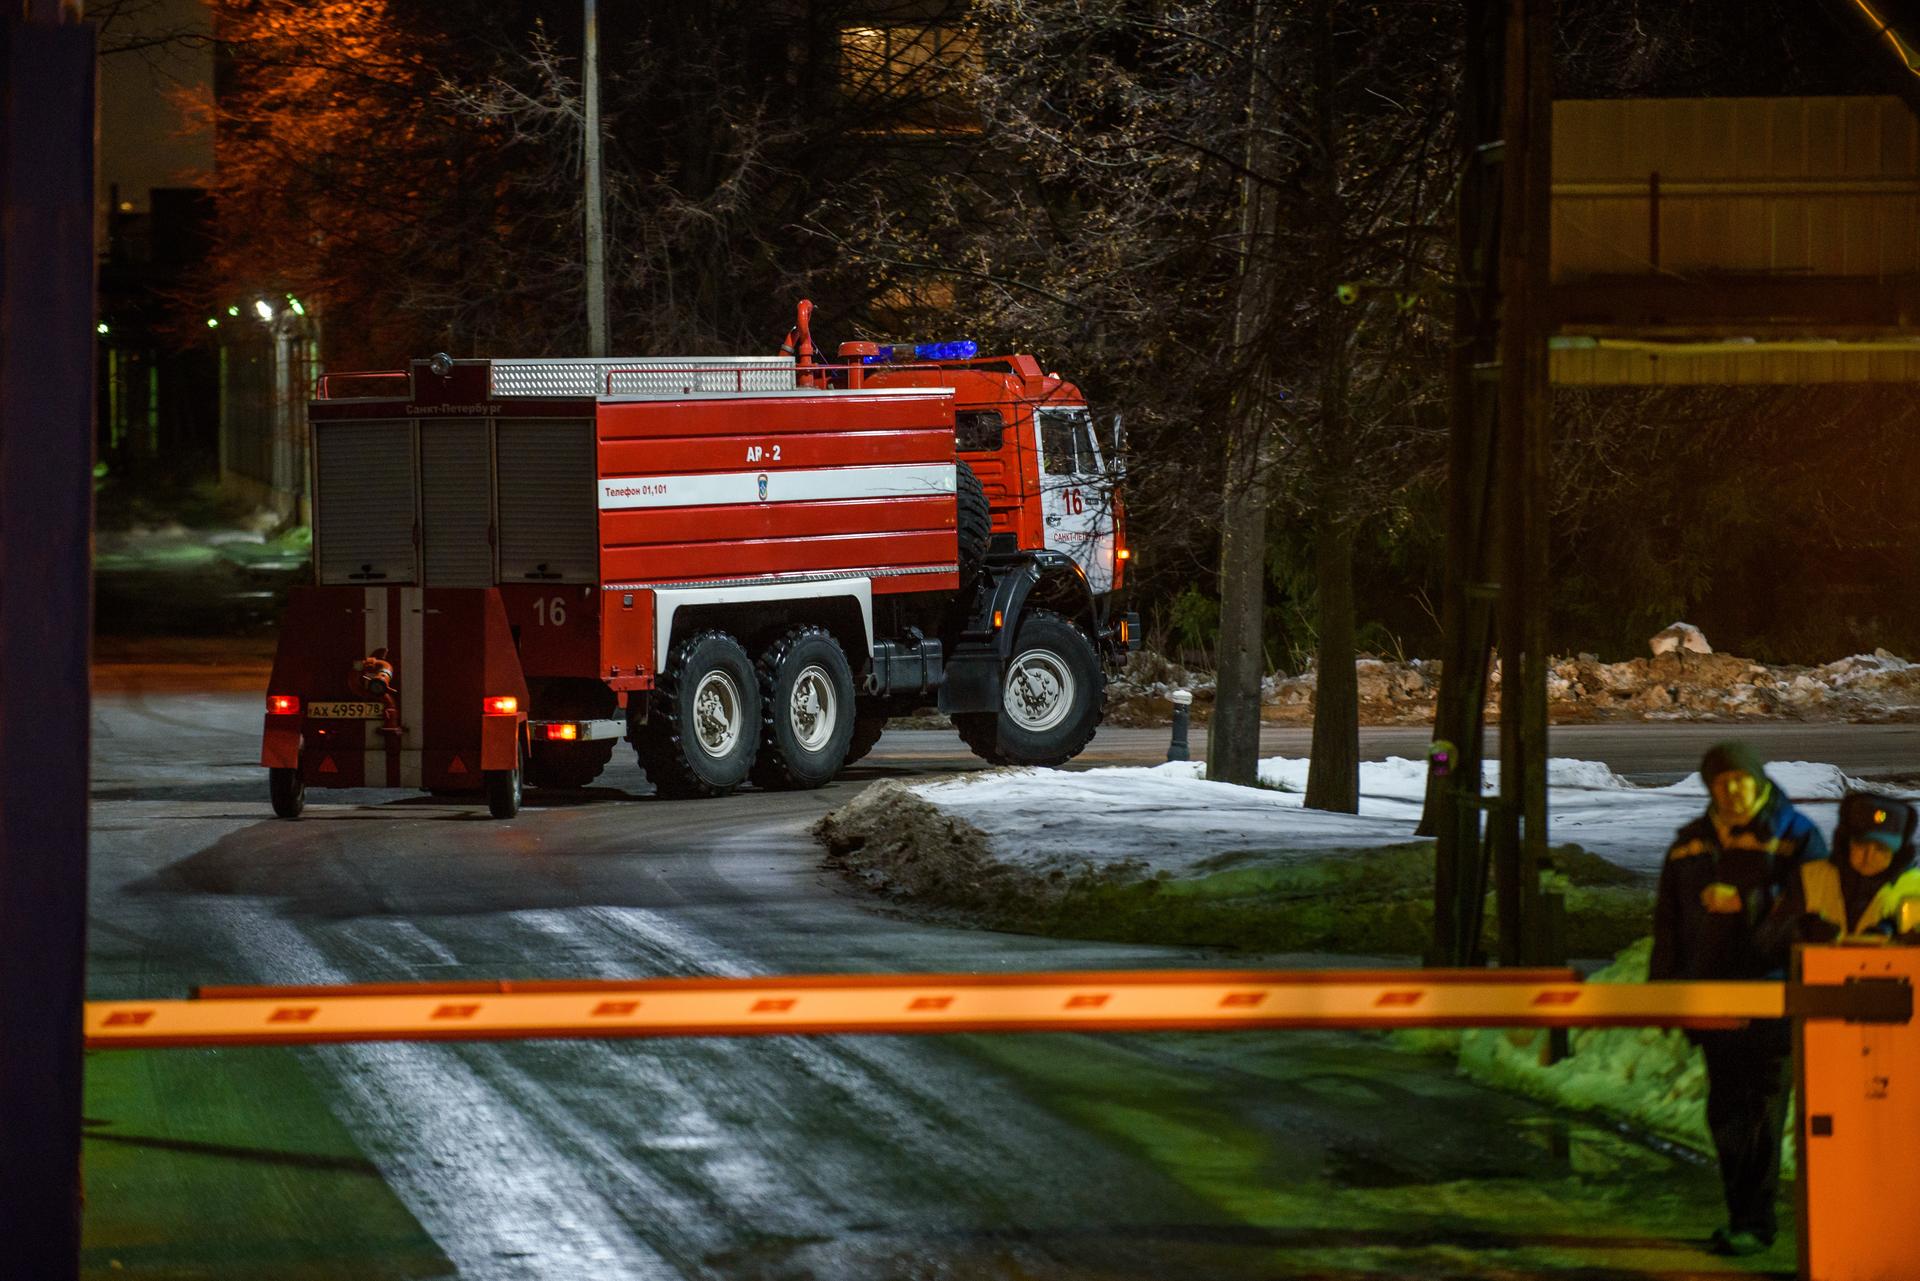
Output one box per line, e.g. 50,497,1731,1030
1167,689,1193,762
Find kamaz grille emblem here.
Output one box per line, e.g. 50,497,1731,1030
757,473,768,501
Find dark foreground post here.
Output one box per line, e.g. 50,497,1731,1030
0,8,96,1275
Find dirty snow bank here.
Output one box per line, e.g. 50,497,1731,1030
1107,647,1920,726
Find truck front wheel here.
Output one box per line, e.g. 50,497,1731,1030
751,627,856,790
637,630,761,798
955,609,1105,767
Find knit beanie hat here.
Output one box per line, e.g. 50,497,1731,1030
1700,741,1767,785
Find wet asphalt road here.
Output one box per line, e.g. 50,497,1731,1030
84,689,1908,1278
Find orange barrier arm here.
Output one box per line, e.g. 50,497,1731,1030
82,967,1908,1051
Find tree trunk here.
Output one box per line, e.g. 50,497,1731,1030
1305,516,1359,812
1205,0,1277,789
1209,454,1268,786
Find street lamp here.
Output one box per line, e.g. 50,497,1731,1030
253,299,275,322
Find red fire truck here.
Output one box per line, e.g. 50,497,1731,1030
261,303,1135,818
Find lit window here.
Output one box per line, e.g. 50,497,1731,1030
839,25,980,132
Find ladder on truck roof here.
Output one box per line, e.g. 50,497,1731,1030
489,356,796,398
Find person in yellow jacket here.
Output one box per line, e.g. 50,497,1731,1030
1762,792,1919,950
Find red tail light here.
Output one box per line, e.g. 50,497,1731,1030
544,723,579,741
267,694,300,716
483,696,519,716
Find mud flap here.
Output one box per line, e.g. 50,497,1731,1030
937,646,1001,715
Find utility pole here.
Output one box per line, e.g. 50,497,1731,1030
0,3,96,1275
1427,0,1554,969
583,0,609,357
1491,0,1554,968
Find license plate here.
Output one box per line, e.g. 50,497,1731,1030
307,701,384,719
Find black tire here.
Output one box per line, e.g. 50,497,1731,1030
956,458,991,574
634,630,760,798
485,766,522,819
269,767,305,819
750,627,857,790
954,608,1105,767
843,705,888,766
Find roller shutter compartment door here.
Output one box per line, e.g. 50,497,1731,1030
315,420,417,585
496,419,597,583
420,419,495,586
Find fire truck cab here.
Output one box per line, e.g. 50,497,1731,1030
261,306,1135,818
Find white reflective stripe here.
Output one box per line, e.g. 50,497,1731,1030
598,463,955,510
399,587,424,788
653,579,873,672
363,588,388,785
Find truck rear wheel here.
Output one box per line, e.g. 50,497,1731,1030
751,627,856,790
844,704,888,766
954,609,1105,767
956,458,991,574
269,767,305,819
637,630,760,798
485,765,523,819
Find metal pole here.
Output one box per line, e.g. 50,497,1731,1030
583,0,609,357
0,10,96,1276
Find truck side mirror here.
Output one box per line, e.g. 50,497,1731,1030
1106,413,1127,476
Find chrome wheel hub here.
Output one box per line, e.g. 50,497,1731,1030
1004,648,1074,733
789,664,837,753
693,670,743,757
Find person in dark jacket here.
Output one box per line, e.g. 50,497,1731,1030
1649,741,1829,1257
1761,792,1919,953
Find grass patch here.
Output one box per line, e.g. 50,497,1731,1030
1396,937,1796,1176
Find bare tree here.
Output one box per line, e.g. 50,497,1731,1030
882,0,1453,808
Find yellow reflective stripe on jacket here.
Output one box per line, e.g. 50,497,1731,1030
1859,867,1920,934
1667,831,1791,862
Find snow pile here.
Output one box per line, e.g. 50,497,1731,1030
1105,646,1920,726
912,755,1879,878
95,518,311,575
1649,622,1713,656
818,754,1918,956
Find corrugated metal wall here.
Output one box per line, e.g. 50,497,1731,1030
1549,96,1920,385
1552,96,1919,279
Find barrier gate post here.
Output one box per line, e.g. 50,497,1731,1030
1797,945,1920,1281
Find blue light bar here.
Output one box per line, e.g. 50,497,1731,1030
860,340,980,365
914,340,978,361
